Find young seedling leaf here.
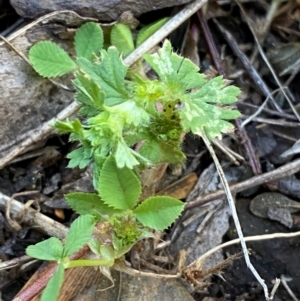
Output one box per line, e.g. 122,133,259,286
55,118,84,137
98,47,130,106
67,147,92,169
134,196,184,230
41,263,64,301
74,71,105,115
29,41,76,77
98,156,141,210
65,192,122,217
55,119,76,134
136,17,169,47
111,23,134,57
143,40,206,94
89,238,115,261
63,214,96,257
26,237,63,261
77,48,129,106
143,42,240,141
115,140,140,169
181,79,241,140
75,22,103,59
190,76,241,105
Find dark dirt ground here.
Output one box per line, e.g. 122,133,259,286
1,1,300,300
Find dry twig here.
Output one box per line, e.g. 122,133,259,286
0,191,68,239
186,158,300,209
201,131,271,300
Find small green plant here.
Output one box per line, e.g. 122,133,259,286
26,21,240,301
110,17,170,56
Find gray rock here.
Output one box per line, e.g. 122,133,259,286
0,11,94,160
10,0,193,21
96,270,194,301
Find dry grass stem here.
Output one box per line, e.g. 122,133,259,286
186,158,300,209
280,275,299,301
201,131,271,300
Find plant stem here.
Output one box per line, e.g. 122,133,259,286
201,131,271,301
63,258,114,269
13,245,90,301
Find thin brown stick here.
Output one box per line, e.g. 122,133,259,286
0,255,32,270
238,101,298,121
196,9,225,76
185,158,300,210
236,118,262,174
241,116,300,128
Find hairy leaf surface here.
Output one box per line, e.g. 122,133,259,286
144,40,240,140
98,156,141,210
75,22,103,59
29,41,76,77
134,196,184,230
144,40,206,95
63,214,95,257
73,71,105,116
77,47,129,106
65,192,122,217
26,237,63,261
67,147,92,169
115,140,141,169
111,23,134,57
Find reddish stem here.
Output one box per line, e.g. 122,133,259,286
13,245,90,301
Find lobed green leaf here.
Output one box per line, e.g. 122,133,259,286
134,196,184,230
67,147,92,169
26,237,63,261
75,22,103,59
74,71,105,116
55,119,84,139
115,141,141,169
144,40,206,94
63,214,96,257
177,74,241,140
190,76,240,105
77,47,129,106
181,103,235,140
98,156,141,210
29,41,76,77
